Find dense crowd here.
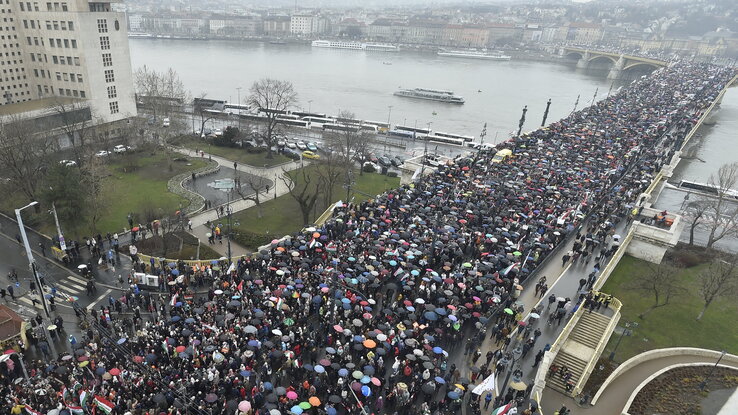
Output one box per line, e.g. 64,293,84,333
0,62,734,415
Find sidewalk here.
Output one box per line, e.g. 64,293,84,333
190,223,252,258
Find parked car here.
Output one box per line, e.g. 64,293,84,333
296,141,307,151
212,128,223,137
59,159,77,167
306,142,318,152
95,150,110,157
277,139,287,147
162,117,170,127
301,150,320,160
113,145,132,153
377,156,392,167
286,142,297,149
368,153,379,163
282,148,301,160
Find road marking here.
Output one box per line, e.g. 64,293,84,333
67,275,89,285
86,288,112,311
56,281,85,292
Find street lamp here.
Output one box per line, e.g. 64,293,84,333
609,321,638,361
384,105,393,152
699,350,727,391
15,201,56,359
236,87,242,132
501,346,523,395
308,100,313,113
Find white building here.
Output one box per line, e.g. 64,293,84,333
0,0,136,124
290,13,326,36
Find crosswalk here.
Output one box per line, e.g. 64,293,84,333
15,274,89,311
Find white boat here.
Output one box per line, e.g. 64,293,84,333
437,50,511,61
394,88,465,104
128,32,154,38
311,40,398,52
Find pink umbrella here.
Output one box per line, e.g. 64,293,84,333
286,391,298,400
238,401,251,412
333,325,343,333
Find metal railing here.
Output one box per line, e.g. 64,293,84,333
680,73,738,152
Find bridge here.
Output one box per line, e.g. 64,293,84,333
562,47,668,80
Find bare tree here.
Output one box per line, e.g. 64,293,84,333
134,65,189,122
703,162,738,249
193,93,216,137
683,200,711,246
0,115,54,201
628,263,684,319
246,78,298,159
280,167,322,227
235,172,271,219
314,153,348,210
696,254,738,321
323,110,375,176
51,99,95,164
81,154,109,232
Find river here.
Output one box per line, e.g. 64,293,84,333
129,39,617,143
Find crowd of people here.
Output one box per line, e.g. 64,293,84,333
0,61,735,415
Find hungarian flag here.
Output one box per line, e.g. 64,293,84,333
79,389,89,407
24,406,42,415
93,395,115,415
169,293,178,307
491,402,514,415
309,238,317,249
236,280,243,293
61,385,70,402
67,405,84,415
501,263,517,276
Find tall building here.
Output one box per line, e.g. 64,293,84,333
0,0,136,125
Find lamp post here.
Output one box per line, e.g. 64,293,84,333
15,201,56,359
516,105,528,137
609,321,638,361
699,350,727,391
501,346,523,395
50,202,66,252
226,191,233,265
0,351,29,382
236,87,242,132
384,105,393,152
308,100,313,113
541,99,552,127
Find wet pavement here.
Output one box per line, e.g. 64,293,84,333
184,166,272,207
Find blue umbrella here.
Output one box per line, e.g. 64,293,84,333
240,370,251,377
447,391,460,400
170,316,180,322
341,298,350,304
248,340,260,347
171,269,180,276
117,338,127,344
290,406,303,414
95,367,105,375
326,408,336,415
326,347,336,354
168,262,177,268
406,306,415,312
434,376,446,384
360,375,371,384
433,347,444,355
315,365,325,373
263,381,273,391
435,308,447,316
338,368,349,377
185,318,195,324
312,295,322,303
423,311,438,321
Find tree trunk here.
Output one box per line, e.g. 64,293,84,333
689,224,696,246
696,301,711,321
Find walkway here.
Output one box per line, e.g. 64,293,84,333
173,147,308,256
544,352,738,415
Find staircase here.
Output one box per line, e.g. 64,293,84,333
548,311,612,394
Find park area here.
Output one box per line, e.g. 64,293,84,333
0,149,207,239
173,135,291,167
231,166,400,250
600,251,738,363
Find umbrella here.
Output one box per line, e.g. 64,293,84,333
510,381,527,391
286,391,298,400
422,383,435,394
298,402,311,410
434,376,446,384
109,368,121,376
290,406,303,415
205,393,217,403
504,308,514,315
447,391,460,400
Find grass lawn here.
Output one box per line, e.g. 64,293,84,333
0,150,207,239
601,254,738,362
174,136,291,167
231,167,400,249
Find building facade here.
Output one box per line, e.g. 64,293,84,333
0,0,136,124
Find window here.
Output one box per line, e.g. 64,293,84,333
101,52,112,66
109,101,118,114
63,39,68,48
48,37,54,47
104,69,114,82
52,55,57,63
55,71,61,80
59,56,65,64
71,39,76,48
60,21,66,30
76,73,82,83
73,56,79,65
97,18,107,33
80,90,85,98
61,2,67,11
107,85,116,98
45,21,51,30
99,36,109,50
62,72,68,81
68,21,73,31
53,21,58,30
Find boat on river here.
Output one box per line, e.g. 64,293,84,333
393,88,465,104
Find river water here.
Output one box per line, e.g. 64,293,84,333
129,39,617,143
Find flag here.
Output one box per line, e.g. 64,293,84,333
93,395,115,415
61,385,70,402
67,405,84,415
79,389,89,407
169,293,178,307
490,402,514,415
236,280,243,293
501,263,517,276
471,372,496,395
24,405,42,415
162,339,169,354
309,238,317,249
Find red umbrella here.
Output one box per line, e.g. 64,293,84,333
464,303,474,309
109,368,121,376
175,346,186,353
131,226,140,232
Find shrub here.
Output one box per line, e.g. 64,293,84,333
363,163,376,173
387,171,398,178
232,230,272,250
246,146,267,154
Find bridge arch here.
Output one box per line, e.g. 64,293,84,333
564,51,583,61
623,61,661,72
588,54,618,65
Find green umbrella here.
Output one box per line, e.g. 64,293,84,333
504,308,514,315
284,318,295,326
453,323,461,331
352,370,363,379
513,251,522,256
462,262,472,268
299,402,312,410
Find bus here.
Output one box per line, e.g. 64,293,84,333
259,107,289,115
396,125,432,135
292,111,328,119
432,131,474,142
388,130,415,139
223,104,251,115
323,124,360,133
427,135,465,146
359,125,378,133
276,114,301,121
303,116,335,126
279,119,309,128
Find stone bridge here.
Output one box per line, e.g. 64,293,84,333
562,47,668,80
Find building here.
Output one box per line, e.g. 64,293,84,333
209,15,262,37
290,13,327,36
563,22,604,46
0,0,136,125
263,15,290,36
